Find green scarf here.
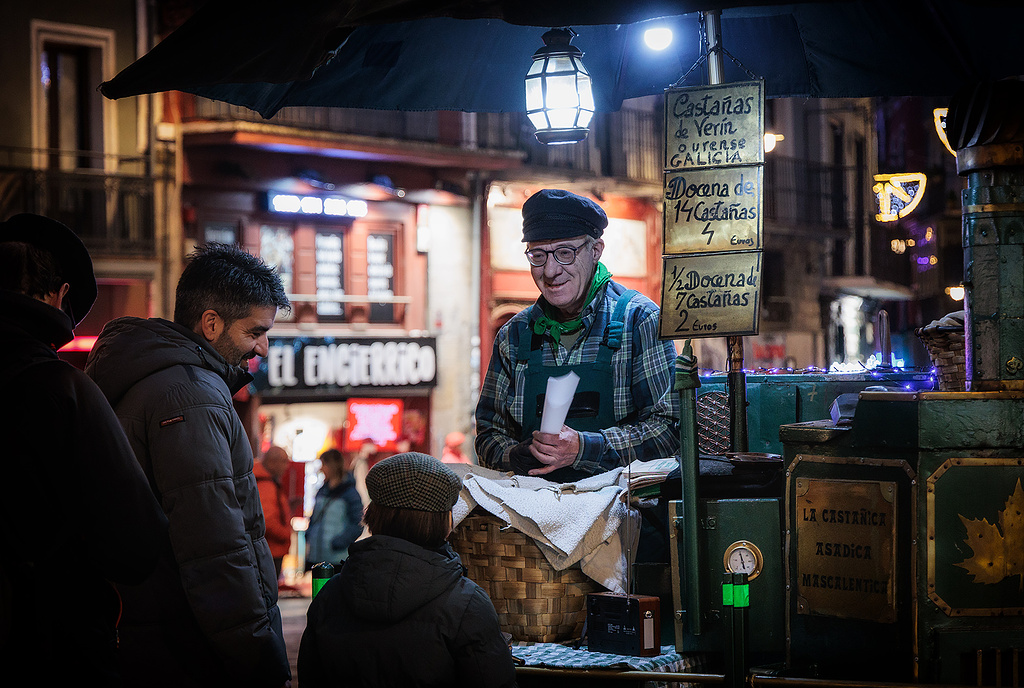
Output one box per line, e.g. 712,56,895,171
532,262,612,345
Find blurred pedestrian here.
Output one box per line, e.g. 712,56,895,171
0,214,167,686
441,431,471,464
306,448,364,568
256,445,294,579
86,243,292,688
349,438,376,507
297,452,516,688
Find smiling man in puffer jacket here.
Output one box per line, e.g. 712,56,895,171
86,244,292,688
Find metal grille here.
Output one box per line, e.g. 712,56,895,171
697,391,730,455
962,647,1021,687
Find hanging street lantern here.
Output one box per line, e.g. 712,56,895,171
525,28,594,145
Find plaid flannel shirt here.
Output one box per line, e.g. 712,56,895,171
475,281,680,476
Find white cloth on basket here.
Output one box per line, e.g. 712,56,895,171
449,464,640,593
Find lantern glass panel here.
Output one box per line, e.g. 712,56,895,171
577,74,595,110
525,77,544,111
546,55,577,74
545,74,580,109
577,109,594,128
528,112,549,129
548,107,580,129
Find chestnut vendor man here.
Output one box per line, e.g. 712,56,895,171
476,189,679,482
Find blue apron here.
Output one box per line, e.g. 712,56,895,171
517,290,638,483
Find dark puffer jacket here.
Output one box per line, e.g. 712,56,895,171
298,535,517,688
86,316,289,688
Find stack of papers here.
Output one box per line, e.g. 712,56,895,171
624,457,678,492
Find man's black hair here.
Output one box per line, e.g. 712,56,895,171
174,243,290,328
0,241,64,300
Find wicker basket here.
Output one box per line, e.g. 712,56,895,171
451,511,600,643
915,324,966,392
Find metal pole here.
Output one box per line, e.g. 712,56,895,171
732,572,749,688
722,574,736,688
676,341,702,636
703,9,749,452
705,10,725,84
727,338,749,452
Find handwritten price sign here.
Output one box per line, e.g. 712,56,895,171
659,251,762,339
665,81,764,171
664,166,762,254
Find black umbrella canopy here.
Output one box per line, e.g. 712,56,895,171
101,0,1024,117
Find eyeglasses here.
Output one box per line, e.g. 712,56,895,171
524,242,589,267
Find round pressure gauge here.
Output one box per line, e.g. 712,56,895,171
723,540,764,581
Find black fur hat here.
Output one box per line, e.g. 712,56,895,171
0,213,97,326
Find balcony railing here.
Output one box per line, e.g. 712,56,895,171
764,155,860,233
189,99,860,233
0,147,157,257
190,97,663,184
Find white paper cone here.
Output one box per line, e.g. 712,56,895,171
540,371,580,434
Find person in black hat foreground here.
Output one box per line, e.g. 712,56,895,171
0,213,168,686
85,244,292,688
475,189,679,483
297,452,517,688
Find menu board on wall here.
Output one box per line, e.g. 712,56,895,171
315,230,345,321
367,233,395,323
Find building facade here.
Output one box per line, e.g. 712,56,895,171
3,1,951,463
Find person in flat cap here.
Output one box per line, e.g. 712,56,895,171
476,189,679,482
0,214,167,686
298,452,516,688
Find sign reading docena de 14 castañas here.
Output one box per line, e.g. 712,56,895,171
663,166,763,254
661,80,764,339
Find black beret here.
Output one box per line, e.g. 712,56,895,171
522,189,608,242
0,213,97,327
366,452,462,512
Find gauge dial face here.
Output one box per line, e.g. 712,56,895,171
723,540,764,580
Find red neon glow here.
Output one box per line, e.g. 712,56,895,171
59,336,97,352
344,398,404,453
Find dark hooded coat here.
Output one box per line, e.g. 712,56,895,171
0,292,167,686
297,535,517,688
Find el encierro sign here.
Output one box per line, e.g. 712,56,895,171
252,336,437,395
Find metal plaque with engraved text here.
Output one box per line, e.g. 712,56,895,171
794,478,898,622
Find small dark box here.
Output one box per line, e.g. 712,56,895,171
586,592,661,657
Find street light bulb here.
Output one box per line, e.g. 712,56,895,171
764,132,783,153
644,27,673,51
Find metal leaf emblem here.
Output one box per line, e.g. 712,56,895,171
955,478,1024,590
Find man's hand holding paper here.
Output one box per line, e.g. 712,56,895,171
526,426,580,476
523,371,582,476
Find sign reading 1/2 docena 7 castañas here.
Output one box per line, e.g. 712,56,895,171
661,80,764,340
659,251,762,339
